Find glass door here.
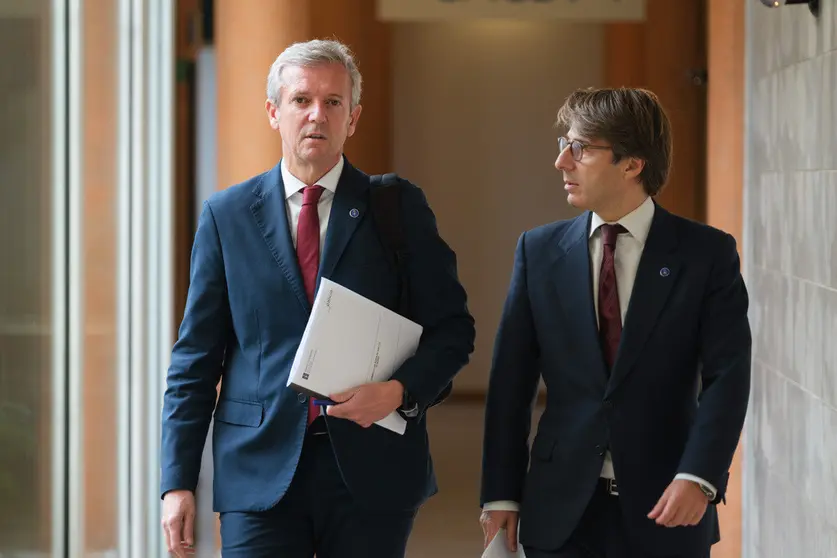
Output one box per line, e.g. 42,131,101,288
0,0,174,556
0,0,65,555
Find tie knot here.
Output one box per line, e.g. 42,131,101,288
301,185,324,206
600,223,627,247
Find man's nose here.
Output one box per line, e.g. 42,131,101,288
555,147,574,171
307,101,327,123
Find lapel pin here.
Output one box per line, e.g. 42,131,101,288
660,267,671,277
349,208,360,218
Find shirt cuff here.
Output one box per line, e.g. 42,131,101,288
674,473,717,500
482,500,520,512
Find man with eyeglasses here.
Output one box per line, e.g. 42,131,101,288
479,87,751,558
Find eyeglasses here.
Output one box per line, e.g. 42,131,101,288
558,136,612,162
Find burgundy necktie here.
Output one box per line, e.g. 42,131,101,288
296,185,324,425
598,224,627,372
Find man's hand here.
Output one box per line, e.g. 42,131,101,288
648,479,709,527
479,510,519,552
326,380,404,428
161,489,196,557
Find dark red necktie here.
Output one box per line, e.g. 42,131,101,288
598,224,627,372
296,185,324,425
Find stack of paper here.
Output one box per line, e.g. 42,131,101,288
287,278,423,434
482,529,525,558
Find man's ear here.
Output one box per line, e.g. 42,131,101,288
347,103,362,137
623,157,645,181
266,99,280,130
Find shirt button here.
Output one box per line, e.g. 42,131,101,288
297,393,307,403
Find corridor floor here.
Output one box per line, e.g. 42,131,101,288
406,401,542,557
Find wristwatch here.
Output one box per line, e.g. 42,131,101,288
398,389,419,418
697,483,714,500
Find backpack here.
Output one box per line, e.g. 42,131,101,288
368,173,453,407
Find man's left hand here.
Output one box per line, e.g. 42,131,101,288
647,479,709,527
326,380,404,428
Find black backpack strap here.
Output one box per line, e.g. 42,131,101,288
368,174,452,407
369,173,411,318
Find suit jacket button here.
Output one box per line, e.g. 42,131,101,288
298,393,307,403
603,400,613,409
595,445,605,456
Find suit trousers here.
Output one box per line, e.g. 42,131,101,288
522,480,710,558
219,418,417,558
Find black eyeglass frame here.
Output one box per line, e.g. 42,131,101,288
558,136,613,162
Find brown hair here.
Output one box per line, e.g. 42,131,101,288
555,87,672,196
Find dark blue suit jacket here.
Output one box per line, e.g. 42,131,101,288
161,158,475,513
480,204,751,555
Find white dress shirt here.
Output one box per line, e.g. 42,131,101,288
281,156,344,251
483,196,716,513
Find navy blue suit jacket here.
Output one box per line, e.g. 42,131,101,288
480,204,751,554
161,159,475,513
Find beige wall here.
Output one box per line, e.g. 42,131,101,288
392,20,603,391
706,1,745,556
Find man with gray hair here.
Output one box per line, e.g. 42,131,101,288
159,39,475,557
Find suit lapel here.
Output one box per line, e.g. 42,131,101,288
249,163,310,312
552,212,609,387
607,204,681,395
317,161,368,282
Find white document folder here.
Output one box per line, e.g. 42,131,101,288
482,529,525,558
287,277,423,434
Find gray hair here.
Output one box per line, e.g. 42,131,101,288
266,39,363,108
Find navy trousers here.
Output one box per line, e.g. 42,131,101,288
219,419,417,558
523,480,711,558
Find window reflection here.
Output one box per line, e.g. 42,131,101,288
0,0,55,553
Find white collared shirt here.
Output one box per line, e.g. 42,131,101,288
589,195,655,329
589,196,654,480
281,156,344,252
